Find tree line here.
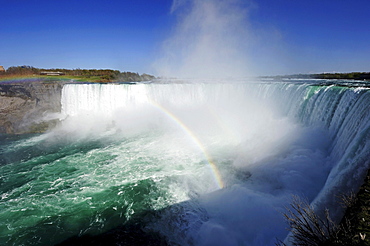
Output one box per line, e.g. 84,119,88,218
311,72,370,80
1,66,156,82
265,72,370,81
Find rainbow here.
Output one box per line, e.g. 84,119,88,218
149,100,225,189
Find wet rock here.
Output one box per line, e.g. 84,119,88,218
0,80,64,134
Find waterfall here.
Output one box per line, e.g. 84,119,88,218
1,80,368,246
61,81,370,220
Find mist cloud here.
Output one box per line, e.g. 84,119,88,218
154,0,255,79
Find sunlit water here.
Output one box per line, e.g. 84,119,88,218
0,80,369,245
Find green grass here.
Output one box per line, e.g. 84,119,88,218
0,74,112,83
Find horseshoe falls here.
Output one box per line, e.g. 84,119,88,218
0,80,369,246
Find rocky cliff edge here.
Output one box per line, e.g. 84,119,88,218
0,80,64,134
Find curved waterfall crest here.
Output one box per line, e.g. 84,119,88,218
0,80,368,245
61,81,370,215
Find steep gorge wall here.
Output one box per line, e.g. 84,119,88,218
0,81,64,134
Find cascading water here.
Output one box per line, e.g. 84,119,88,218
0,80,369,245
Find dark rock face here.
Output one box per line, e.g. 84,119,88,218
0,81,64,134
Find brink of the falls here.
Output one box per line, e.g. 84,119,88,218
0,79,369,246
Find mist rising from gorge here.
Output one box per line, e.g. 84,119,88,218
153,0,288,79
154,0,252,79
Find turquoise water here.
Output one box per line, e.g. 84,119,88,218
0,129,211,245
0,112,237,245
0,128,220,245
1,80,369,245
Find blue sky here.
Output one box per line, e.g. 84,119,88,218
1,0,369,76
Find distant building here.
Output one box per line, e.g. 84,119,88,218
0,66,5,72
40,71,65,76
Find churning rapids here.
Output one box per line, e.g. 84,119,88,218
0,79,369,245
